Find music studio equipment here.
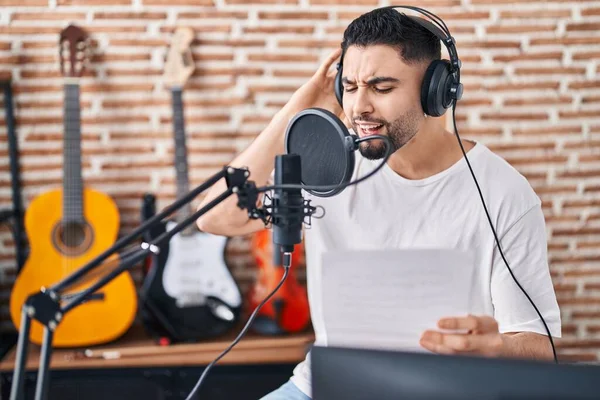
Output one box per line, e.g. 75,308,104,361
9,24,138,348
330,4,557,363
139,27,242,344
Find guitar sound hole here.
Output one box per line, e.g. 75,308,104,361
62,222,86,247
53,221,94,256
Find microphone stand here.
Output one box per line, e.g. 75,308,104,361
9,166,259,400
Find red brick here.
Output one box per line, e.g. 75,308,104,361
581,95,600,104
160,25,231,34
572,311,600,319
258,12,328,20
514,67,586,76
488,142,555,152
582,8,600,16
531,37,600,46
178,11,247,19
500,9,571,18
196,39,265,47
493,51,563,63
503,96,573,106
0,42,11,51
480,112,549,122
486,24,557,34
567,23,600,32
93,12,168,20
11,12,87,21
247,53,318,63
459,40,521,50
504,155,568,166
92,53,151,62
3,0,46,4
554,227,600,237
485,81,560,92
272,70,313,78
564,140,600,150
558,169,600,179
559,110,600,119
572,51,600,61
278,39,344,49
245,26,315,35
552,254,600,264
105,68,162,77
512,126,581,136
569,80,600,90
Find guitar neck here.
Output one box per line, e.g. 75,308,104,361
171,87,194,227
63,82,84,223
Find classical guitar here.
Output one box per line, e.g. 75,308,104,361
139,27,242,342
247,229,310,335
9,25,137,347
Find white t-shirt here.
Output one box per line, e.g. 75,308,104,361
289,140,562,397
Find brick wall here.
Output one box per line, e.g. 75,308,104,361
0,0,599,362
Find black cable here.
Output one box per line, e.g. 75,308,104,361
450,103,558,363
185,263,292,400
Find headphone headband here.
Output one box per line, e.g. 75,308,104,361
335,5,464,117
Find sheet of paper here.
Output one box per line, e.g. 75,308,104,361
321,248,476,353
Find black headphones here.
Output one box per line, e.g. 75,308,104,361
334,5,464,117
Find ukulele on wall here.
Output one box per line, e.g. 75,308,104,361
9,25,137,347
139,27,242,342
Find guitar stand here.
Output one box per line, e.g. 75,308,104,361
9,167,259,400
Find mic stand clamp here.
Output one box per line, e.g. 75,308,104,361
9,166,254,400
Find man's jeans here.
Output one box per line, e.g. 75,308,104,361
260,380,310,400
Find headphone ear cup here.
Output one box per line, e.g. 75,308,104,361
334,62,344,108
420,59,453,117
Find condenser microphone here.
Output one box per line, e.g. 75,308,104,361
284,108,359,197
272,154,304,262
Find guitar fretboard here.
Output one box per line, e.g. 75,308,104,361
63,83,84,224
172,87,194,231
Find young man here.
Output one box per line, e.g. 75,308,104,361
197,8,561,400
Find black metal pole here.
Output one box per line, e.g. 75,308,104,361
9,306,32,400
2,81,26,272
34,328,53,400
62,187,235,314
50,167,228,292
12,166,252,400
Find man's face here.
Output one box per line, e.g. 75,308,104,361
341,44,425,160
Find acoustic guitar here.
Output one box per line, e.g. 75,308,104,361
9,25,137,347
139,27,242,343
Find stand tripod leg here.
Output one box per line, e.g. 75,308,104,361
10,307,32,400
34,328,53,400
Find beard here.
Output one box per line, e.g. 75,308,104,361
353,108,422,160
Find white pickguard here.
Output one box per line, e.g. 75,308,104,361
162,222,242,308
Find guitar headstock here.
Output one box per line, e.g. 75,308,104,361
59,24,91,78
163,27,195,88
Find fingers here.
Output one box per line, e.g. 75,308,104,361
420,329,505,356
437,314,498,334
316,48,342,78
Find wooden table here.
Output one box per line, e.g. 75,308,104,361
0,324,315,371
0,325,315,400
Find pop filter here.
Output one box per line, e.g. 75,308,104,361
284,108,357,197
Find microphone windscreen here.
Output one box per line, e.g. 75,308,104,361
284,108,355,197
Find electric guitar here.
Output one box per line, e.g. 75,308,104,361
9,25,137,347
139,27,242,342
